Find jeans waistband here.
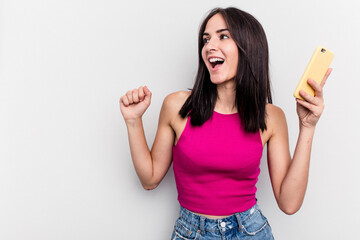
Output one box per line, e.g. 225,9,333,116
179,204,259,234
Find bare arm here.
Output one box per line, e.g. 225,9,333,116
267,107,315,215
120,87,179,190
267,69,332,215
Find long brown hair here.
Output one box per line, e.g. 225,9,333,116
179,7,272,132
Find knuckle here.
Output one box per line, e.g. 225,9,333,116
121,96,127,103
121,97,129,105
306,95,313,102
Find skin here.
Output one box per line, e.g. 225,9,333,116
119,13,332,218
201,14,239,114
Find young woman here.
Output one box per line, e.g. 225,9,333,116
119,7,332,240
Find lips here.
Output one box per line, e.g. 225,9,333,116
208,56,225,71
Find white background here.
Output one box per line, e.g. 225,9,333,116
1,0,359,239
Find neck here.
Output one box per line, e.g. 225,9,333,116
214,79,237,114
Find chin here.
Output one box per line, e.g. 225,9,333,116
210,75,232,85
209,75,223,83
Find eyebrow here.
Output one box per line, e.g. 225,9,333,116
203,28,229,36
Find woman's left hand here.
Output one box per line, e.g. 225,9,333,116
296,68,332,129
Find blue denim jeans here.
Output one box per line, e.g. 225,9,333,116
171,204,274,240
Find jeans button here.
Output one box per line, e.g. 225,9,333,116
220,222,226,227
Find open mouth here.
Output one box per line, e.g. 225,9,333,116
209,57,224,69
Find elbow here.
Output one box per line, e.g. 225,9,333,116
276,191,304,215
282,207,299,215
140,175,161,190
279,203,301,215
141,182,159,191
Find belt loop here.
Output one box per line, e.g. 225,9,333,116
235,213,243,232
199,216,206,235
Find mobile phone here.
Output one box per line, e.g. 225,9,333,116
294,46,334,100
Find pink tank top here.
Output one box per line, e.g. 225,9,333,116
172,111,263,215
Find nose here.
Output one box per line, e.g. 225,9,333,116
205,38,218,52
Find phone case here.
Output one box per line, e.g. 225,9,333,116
294,46,334,100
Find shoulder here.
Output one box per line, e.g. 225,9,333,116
265,103,288,137
164,90,191,103
266,103,286,121
162,90,191,112
160,90,191,122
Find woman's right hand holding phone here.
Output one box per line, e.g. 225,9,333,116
119,86,152,123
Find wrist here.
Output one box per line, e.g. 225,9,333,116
299,120,317,131
299,124,316,136
125,117,143,128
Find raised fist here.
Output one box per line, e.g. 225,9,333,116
119,86,152,122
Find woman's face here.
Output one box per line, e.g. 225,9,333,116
201,13,239,85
